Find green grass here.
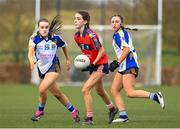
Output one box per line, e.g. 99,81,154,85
0,84,180,128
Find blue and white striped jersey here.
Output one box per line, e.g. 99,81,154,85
29,32,67,74
112,29,139,72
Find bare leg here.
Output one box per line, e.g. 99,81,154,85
48,82,80,122
48,82,69,106
81,72,104,113
31,72,59,121
122,74,150,98
38,72,59,104
111,73,126,111
95,78,112,105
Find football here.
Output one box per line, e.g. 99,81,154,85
74,54,90,70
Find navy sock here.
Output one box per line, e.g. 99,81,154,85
149,93,159,103
119,111,128,119
38,103,45,111
66,103,75,113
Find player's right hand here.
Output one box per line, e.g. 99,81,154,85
109,60,119,72
30,62,36,70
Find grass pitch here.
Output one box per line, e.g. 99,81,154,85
0,84,180,128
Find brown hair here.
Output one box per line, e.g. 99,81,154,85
49,15,62,35
38,15,62,35
77,11,90,28
111,14,138,31
38,18,49,27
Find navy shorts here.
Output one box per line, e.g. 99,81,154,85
118,67,139,78
37,58,61,79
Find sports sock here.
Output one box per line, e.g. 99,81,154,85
149,93,159,102
86,112,93,120
66,103,75,113
38,103,45,111
106,102,114,112
119,110,128,118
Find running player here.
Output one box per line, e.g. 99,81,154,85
74,11,118,125
28,16,80,122
109,14,165,123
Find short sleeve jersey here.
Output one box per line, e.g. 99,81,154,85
74,27,108,65
112,29,139,72
29,32,67,74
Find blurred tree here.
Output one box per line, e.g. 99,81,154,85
0,0,179,63
163,0,180,51
0,0,34,62
106,0,156,24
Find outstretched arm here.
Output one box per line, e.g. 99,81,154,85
62,47,71,70
28,46,35,70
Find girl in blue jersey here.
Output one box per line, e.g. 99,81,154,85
28,16,80,122
109,15,165,123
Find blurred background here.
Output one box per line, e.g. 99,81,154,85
0,0,179,86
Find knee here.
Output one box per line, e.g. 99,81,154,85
39,86,46,96
125,91,134,98
111,87,119,95
81,87,90,96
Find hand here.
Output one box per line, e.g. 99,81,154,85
109,60,119,72
81,67,88,72
87,64,96,74
81,64,95,74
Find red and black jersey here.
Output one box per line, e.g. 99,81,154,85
74,27,108,65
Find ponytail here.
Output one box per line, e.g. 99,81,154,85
122,26,138,31
49,15,62,35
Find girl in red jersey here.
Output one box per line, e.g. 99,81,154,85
74,11,117,125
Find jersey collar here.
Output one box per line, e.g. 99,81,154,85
76,26,88,37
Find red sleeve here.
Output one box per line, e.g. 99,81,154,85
90,33,102,50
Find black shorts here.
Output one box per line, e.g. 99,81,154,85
37,58,61,79
118,67,139,78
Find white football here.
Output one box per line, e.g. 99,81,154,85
74,54,90,70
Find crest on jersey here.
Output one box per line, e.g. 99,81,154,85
89,33,96,38
122,36,125,41
51,44,56,50
45,44,50,50
52,40,58,44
